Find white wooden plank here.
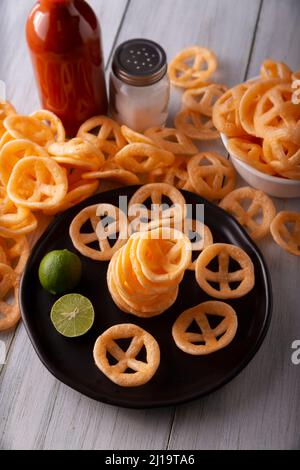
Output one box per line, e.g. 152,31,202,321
169,0,300,450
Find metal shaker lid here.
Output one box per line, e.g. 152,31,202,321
112,38,167,86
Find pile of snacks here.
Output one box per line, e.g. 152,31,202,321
70,183,256,386
1,48,299,336
212,59,300,179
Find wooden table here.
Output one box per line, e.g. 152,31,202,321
0,0,299,450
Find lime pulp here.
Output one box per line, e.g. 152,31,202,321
50,293,95,337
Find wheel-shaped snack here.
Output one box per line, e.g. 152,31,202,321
172,301,238,355
93,324,160,387
195,243,255,299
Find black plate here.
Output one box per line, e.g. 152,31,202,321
20,186,272,408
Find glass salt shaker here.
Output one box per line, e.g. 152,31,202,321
109,39,170,132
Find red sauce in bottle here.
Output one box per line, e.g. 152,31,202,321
26,0,108,137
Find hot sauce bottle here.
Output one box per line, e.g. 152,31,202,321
26,0,108,137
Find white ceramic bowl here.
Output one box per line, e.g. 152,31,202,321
220,133,300,198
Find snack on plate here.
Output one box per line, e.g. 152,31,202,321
144,127,198,155
270,211,300,256
107,227,191,317
182,84,227,116
93,324,160,387
114,143,175,173
69,203,129,261
175,108,219,140
0,262,20,330
219,187,276,240
77,115,126,157
187,152,236,200
187,219,214,270
172,301,238,355
7,156,68,210
168,46,217,88
195,243,255,299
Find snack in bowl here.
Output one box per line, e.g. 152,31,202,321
195,243,255,299
270,211,300,256
172,301,238,355
219,186,276,240
215,60,300,191
93,324,160,387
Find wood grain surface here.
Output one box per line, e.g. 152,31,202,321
0,0,299,450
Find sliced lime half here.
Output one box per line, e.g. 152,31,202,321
50,293,95,337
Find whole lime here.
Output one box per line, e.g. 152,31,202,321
38,249,82,295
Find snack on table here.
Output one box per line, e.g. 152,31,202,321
4,110,65,148
121,125,158,146
0,101,16,137
182,84,227,116
93,324,160,387
48,138,105,171
270,211,300,256
168,46,217,88
195,243,255,299
187,152,236,200
0,186,38,236
0,139,48,186
145,127,198,155
147,155,193,191
219,187,276,240
0,235,29,275
172,301,238,355
0,262,20,331
77,115,126,157
114,143,175,173
7,156,68,210
69,203,129,261
175,108,219,140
